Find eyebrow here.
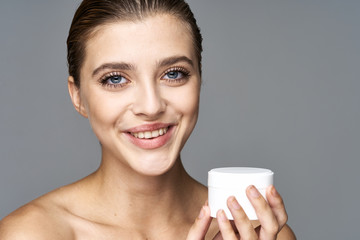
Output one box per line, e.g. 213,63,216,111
91,55,194,77
156,55,194,68
92,62,134,77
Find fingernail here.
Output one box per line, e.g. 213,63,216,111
249,185,261,198
198,206,205,219
218,209,228,222
229,196,241,210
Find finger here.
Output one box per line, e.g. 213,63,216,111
216,209,238,240
266,185,288,229
246,185,279,237
227,196,258,239
212,231,223,240
186,205,212,240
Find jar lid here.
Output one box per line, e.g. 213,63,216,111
208,167,274,189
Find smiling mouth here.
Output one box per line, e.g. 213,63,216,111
130,127,169,139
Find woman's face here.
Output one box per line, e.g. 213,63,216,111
69,14,200,176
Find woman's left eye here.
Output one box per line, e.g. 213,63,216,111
164,71,182,79
161,68,190,84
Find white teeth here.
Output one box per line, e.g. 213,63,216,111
131,127,169,139
144,131,152,139
151,130,159,138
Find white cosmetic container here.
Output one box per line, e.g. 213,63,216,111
208,167,274,220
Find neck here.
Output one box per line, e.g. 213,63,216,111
85,154,205,230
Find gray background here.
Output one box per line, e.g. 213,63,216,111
1,0,359,239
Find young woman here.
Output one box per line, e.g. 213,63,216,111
0,0,295,239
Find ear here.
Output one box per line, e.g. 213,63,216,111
68,76,88,118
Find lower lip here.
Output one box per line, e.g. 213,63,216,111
125,126,174,150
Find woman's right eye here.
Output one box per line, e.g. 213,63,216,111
100,73,130,88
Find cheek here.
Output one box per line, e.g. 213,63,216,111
185,83,200,116
166,83,200,121
168,84,200,149
184,91,200,120
83,90,129,134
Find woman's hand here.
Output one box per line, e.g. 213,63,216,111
187,185,292,240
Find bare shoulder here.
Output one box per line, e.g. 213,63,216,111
0,191,74,239
277,224,296,240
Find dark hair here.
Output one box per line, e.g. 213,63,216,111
67,0,202,88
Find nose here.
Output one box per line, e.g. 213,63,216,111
132,81,166,119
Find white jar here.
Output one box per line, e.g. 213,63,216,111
208,167,274,220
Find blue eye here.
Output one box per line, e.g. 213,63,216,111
108,75,126,84
165,71,181,79
161,67,190,86
100,73,129,88
162,68,190,81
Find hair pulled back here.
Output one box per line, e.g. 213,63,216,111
67,0,202,88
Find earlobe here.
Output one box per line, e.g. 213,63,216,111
68,76,88,118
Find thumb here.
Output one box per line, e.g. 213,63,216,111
186,205,212,240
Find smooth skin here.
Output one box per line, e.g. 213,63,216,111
0,14,295,239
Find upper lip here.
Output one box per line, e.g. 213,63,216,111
124,123,172,133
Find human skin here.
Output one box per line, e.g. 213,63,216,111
0,14,295,239
73,16,201,178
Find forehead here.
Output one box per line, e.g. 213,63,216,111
82,14,196,74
